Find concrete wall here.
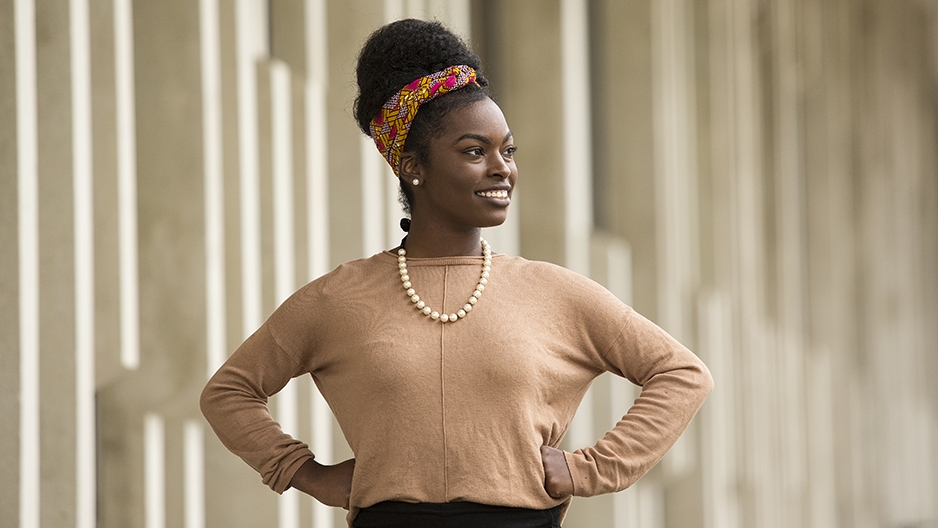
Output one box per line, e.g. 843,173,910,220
2,0,937,527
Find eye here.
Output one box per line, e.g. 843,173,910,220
503,146,517,159
464,147,484,157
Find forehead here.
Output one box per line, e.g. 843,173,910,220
437,98,511,140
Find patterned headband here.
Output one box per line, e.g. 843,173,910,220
369,65,478,176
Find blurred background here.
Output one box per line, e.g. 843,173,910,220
2,0,937,527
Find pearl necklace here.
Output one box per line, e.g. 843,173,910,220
397,239,491,323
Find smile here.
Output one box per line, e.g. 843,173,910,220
476,189,509,199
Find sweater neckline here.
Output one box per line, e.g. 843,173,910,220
380,249,504,266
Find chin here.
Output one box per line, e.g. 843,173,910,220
477,215,508,228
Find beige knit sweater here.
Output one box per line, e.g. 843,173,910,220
200,251,713,522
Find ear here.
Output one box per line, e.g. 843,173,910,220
398,152,423,181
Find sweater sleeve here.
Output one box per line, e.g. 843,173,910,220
563,309,713,497
200,323,315,493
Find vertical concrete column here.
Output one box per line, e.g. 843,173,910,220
35,0,78,524
705,0,772,526
0,0,21,523
800,1,853,526
326,0,382,267
649,6,705,524
855,4,938,525
484,0,565,265
591,0,658,316
768,1,809,526
97,0,212,525
215,0,246,366
89,0,123,386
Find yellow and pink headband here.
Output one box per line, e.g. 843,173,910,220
368,65,478,176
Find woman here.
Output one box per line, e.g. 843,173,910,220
201,18,713,528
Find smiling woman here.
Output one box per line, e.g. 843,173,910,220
200,17,713,528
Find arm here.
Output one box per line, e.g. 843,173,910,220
562,310,713,497
200,323,330,495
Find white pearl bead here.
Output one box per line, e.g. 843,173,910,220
440,314,449,322
477,284,485,292
416,301,425,309
482,270,490,278
472,290,481,298
464,304,472,312
399,262,407,269
457,310,466,318
401,274,409,282
468,297,477,305
398,248,406,256
422,306,432,315
403,281,411,288
430,311,440,320
411,295,420,303
480,277,488,285
406,288,415,296
398,256,406,263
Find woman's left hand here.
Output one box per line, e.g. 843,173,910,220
540,445,574,498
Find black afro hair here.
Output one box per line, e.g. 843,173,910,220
353,18,490,136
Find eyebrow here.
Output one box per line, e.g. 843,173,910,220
454,131,514,145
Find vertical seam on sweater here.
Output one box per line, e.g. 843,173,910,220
440,265,449,500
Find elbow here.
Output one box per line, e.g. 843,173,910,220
199,375,221,426
694,359,715,404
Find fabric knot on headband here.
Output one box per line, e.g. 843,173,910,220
369,65,478,176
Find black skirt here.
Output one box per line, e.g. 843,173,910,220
353,501,563,528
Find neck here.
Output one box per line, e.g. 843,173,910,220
400,224,483,258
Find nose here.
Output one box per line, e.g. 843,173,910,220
489,152,512,179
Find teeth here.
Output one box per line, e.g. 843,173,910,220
477,190,509,199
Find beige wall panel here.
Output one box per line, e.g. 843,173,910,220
89,0,123,386
218,0,246,357
802,1,860,526
292,74,311,285
132,0,206,406
704,1,771,526
591,0,658,317
802,2,857,526
35,0,78,524
96,0,210,524
271,0,308,76
691,0,714,293
855,4,936,525
97,395,145,528
767,2,809,526
164,414,187,527
256,62,277,317
486,0,565,264
326,0,380,267
0,0,20,521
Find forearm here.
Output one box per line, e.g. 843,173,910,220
200,324,314,492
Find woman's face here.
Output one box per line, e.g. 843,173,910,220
410,97,517,231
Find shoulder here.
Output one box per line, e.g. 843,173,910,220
298,252,394,296
494,255,634,325
497,255,623,300
269,252,394,320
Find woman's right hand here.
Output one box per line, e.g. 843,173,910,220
289,458,355,509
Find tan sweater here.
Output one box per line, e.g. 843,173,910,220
200,251,712,521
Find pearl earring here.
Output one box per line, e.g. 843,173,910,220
412,179,420,186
